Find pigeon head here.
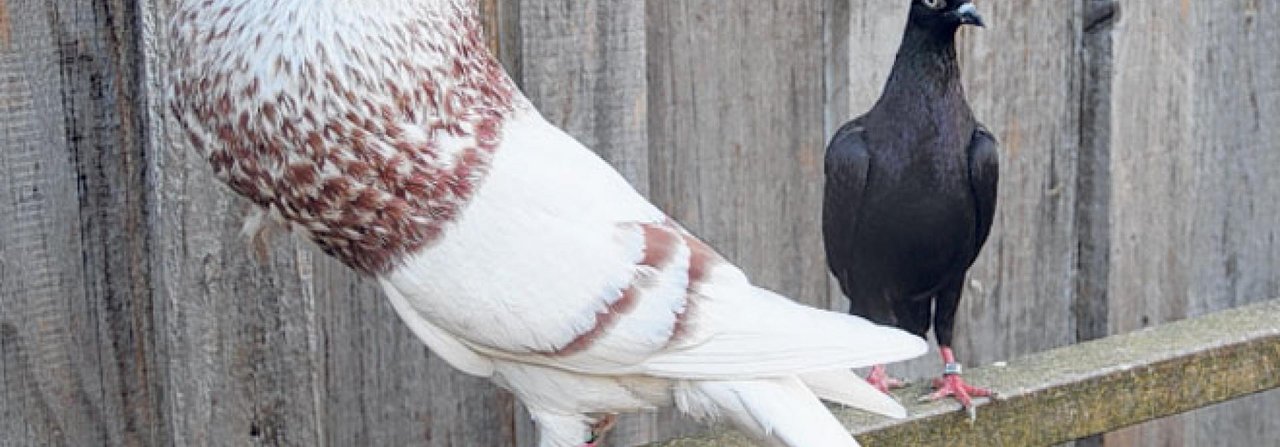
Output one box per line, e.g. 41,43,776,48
909,0,985,31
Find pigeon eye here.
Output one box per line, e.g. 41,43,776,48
921,0,947,9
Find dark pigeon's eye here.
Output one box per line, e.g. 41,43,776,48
921,0,947,9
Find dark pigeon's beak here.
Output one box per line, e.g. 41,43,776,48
953,3,986,27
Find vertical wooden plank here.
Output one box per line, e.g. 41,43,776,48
0,1,162,446
837,1,910,121
1074,3,1119,446
1107,0,1196,342
478,0,522,83
145,130,326,446
0,2,100,444
516,0,649,191
1074,0,1119,345
1103,1,1199,444
647,0,830,309
1109,0,1280,445
141,1,520,446
1178,0,1280,333
1181,2,1280,442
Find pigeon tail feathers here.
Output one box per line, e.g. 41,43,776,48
678,377,862,447
644,286,928,379
800,369,907,419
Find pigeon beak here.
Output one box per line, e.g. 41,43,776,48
953,3,986,27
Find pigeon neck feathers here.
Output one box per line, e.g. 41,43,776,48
871,16,971,125
170,0,522,274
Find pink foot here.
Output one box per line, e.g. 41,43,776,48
581,414,617,447
866,364,907,394
926,373,992,410
924,347,992,420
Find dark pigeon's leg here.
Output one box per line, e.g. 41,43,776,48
925,346,992,420
924,278,992,419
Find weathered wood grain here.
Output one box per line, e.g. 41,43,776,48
1075,0,1119,346
1108,0,1280,445
0,1,161,446
516,0,649,192
1074,3,1119,446
478,0,522,85
837,1,910,121
647,0,831,310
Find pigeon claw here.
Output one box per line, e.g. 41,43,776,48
866,364,908,394
924,374,991,420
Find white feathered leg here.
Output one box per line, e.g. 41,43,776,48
677,378,860,447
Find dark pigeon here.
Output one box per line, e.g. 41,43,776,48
822,0,997,416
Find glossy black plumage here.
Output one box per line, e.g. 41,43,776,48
823,0,997,350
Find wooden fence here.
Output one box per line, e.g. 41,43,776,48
1,0,1276,445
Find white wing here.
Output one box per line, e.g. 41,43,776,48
381,106,926,381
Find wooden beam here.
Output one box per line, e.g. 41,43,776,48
651,298,1280,446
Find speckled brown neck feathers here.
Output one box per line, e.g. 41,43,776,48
169,0,518,274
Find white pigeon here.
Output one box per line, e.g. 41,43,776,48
166,0,928,446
